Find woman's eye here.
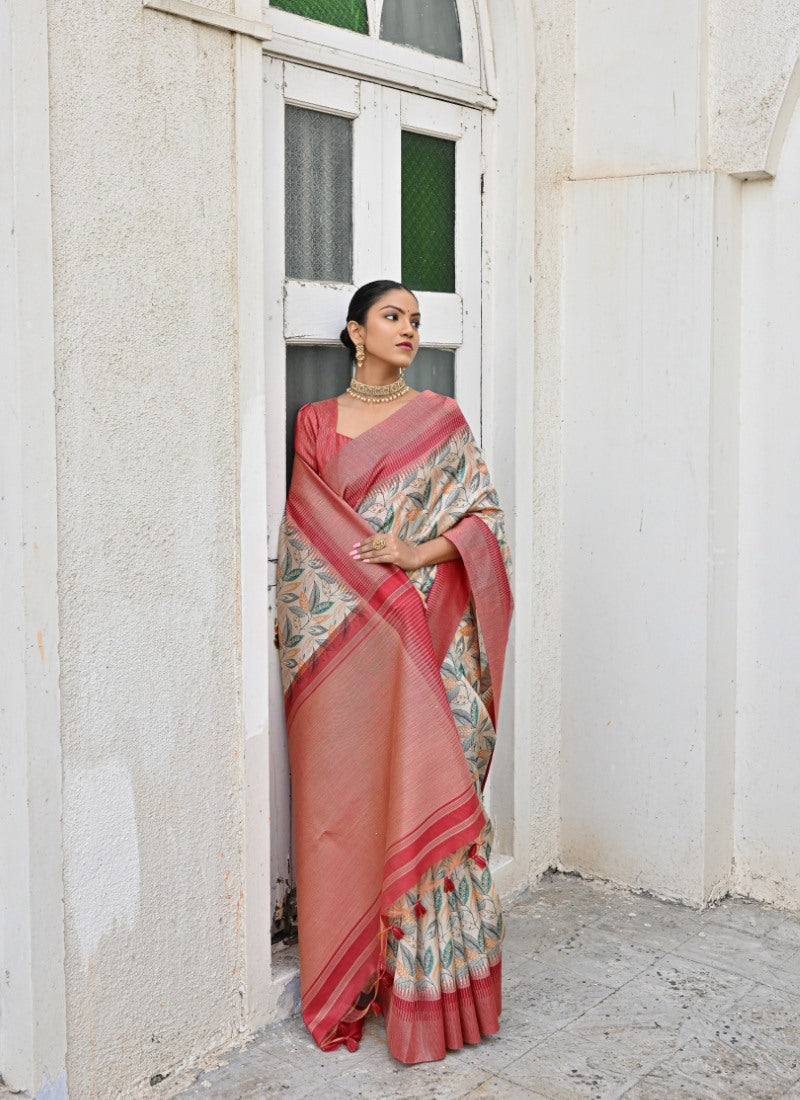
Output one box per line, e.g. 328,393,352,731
384,312,397,321
412,320,421,329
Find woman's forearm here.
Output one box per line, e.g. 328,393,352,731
413,534,461,568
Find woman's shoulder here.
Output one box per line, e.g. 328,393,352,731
419,390,468,424
295,396,338,428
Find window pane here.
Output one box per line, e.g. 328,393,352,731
285,107,352,282
401,131,456,293
380,0,462,61
286,345,351,486
410,348,455,398
270,0,368,34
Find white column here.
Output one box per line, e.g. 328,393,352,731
560,171,740,905
0,0,67,1092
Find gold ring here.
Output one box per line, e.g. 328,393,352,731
372,536,386,551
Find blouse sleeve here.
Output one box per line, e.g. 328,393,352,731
293,403,319,473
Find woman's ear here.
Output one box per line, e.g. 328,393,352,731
347,319,365,346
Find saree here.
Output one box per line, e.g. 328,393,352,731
276,389,513,1064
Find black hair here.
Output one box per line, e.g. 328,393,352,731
339,279,418,361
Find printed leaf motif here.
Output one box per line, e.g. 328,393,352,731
481,867,491,893
458,875,470,905
441,941,453,969
399,943,416,973
433,886,443,915
315,601,334,614
284,634,303,649
309,582,320,613
282,567,303,582
423,946,434,975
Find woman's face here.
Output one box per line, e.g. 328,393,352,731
349,289,421,371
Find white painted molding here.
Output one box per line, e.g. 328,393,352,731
0,0,67,1092
264,32,496,110
142,0,272,41
762,51,800,180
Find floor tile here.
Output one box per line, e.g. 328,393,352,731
624,1032,798,1100
674,923,800,995
532,923,669,990
175,874,800,1100
498,1039,632,1099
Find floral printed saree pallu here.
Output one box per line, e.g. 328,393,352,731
277,390,513,1064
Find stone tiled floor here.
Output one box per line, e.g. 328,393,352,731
177,872,800,1099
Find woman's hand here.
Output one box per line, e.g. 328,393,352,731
349,534,422,571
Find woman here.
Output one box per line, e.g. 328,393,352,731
277,280,513,1065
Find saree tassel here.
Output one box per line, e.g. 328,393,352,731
444,876,456,893
468,843,488,870
413,899,427,918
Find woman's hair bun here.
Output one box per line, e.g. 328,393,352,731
340,326,355,352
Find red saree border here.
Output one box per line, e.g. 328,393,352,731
380,959,502,1064
444,514,513,731
286,460,456,728
323,391,469,510
302,784,484,1041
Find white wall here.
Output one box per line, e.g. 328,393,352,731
573,0,706,178
737,96,800,911
561,172,739,904
46,1,244,1094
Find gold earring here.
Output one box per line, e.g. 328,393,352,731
355,343,366,369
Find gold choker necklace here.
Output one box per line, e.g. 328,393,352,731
347,376,409,404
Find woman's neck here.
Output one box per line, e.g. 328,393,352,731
355,357,401,386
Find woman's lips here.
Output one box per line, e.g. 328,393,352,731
396,342,413,349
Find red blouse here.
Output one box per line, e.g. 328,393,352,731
293,397,354,473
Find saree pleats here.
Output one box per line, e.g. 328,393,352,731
277,392,512,1064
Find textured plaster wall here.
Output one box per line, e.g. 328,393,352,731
737,100,800,911
528,0,575,878
709,0,800,173
519,0,576,875
47,1,243,1095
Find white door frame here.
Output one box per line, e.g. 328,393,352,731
238,0,537,1030
0,0,67,1092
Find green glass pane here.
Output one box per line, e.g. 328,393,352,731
270,0,368,34
409,348,455,398
401,131,456,294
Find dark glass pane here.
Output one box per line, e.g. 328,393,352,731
286,345,351,487
401,131,456,293
380,0,462,61
409,348,455,398
285,107,352,282
270,0,368,34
